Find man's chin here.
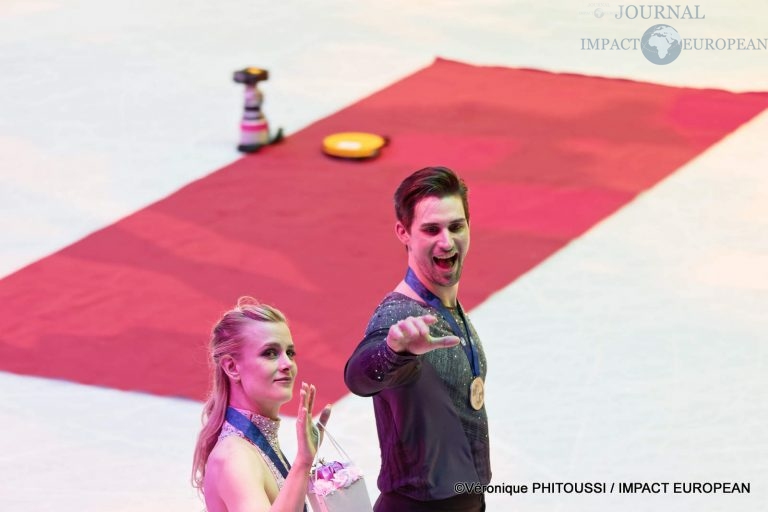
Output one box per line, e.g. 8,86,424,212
438,267,462,286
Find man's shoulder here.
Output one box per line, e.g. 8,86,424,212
365,292,431,333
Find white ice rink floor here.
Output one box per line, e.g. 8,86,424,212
1,1,767,510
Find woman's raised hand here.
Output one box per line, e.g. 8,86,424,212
295,382,332,468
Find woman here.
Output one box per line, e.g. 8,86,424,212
192,297,331,511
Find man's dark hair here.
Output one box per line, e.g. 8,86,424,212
394,166,469,231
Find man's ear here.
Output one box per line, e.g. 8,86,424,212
220,355,240,382
395,221,410,247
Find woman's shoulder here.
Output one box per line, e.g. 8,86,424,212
206,435,267,480
204,437,275,510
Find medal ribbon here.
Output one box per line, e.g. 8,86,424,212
225,408,309,511
225,407,291,478
405,267,480,377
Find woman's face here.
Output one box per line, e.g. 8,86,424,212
233,321,297,413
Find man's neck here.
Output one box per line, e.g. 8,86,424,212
397,272,458,308
432,284,458,308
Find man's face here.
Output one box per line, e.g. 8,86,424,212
397,194,470,290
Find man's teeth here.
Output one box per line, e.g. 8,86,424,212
434,255,456,267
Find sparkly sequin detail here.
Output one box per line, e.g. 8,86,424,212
218,408,288,488
364,292,489,433
362,293,487,400
347,292,492,493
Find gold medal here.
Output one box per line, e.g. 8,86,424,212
469,376,484,410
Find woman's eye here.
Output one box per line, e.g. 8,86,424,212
287,349,296,359
262,349,278,358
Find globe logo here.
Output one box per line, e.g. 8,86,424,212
594,8,604,18
641,24,682,65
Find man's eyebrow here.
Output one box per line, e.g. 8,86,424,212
418,219,467,227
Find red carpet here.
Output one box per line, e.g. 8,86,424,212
1,58,766,409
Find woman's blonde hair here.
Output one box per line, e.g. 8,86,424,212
191,297,287,491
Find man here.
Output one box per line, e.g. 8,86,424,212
345,166,490,511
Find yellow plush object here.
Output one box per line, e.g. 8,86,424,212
322,132,387,159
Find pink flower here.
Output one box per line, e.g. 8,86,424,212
315,461,345,481
309,462,363,496
310,478,337,497
331,467,361,488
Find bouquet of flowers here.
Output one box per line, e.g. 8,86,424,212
307,428,373,512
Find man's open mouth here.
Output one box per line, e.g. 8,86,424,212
433,254,458,270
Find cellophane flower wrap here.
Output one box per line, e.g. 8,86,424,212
307,427,373,512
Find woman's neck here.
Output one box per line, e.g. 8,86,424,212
228,393,280,420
